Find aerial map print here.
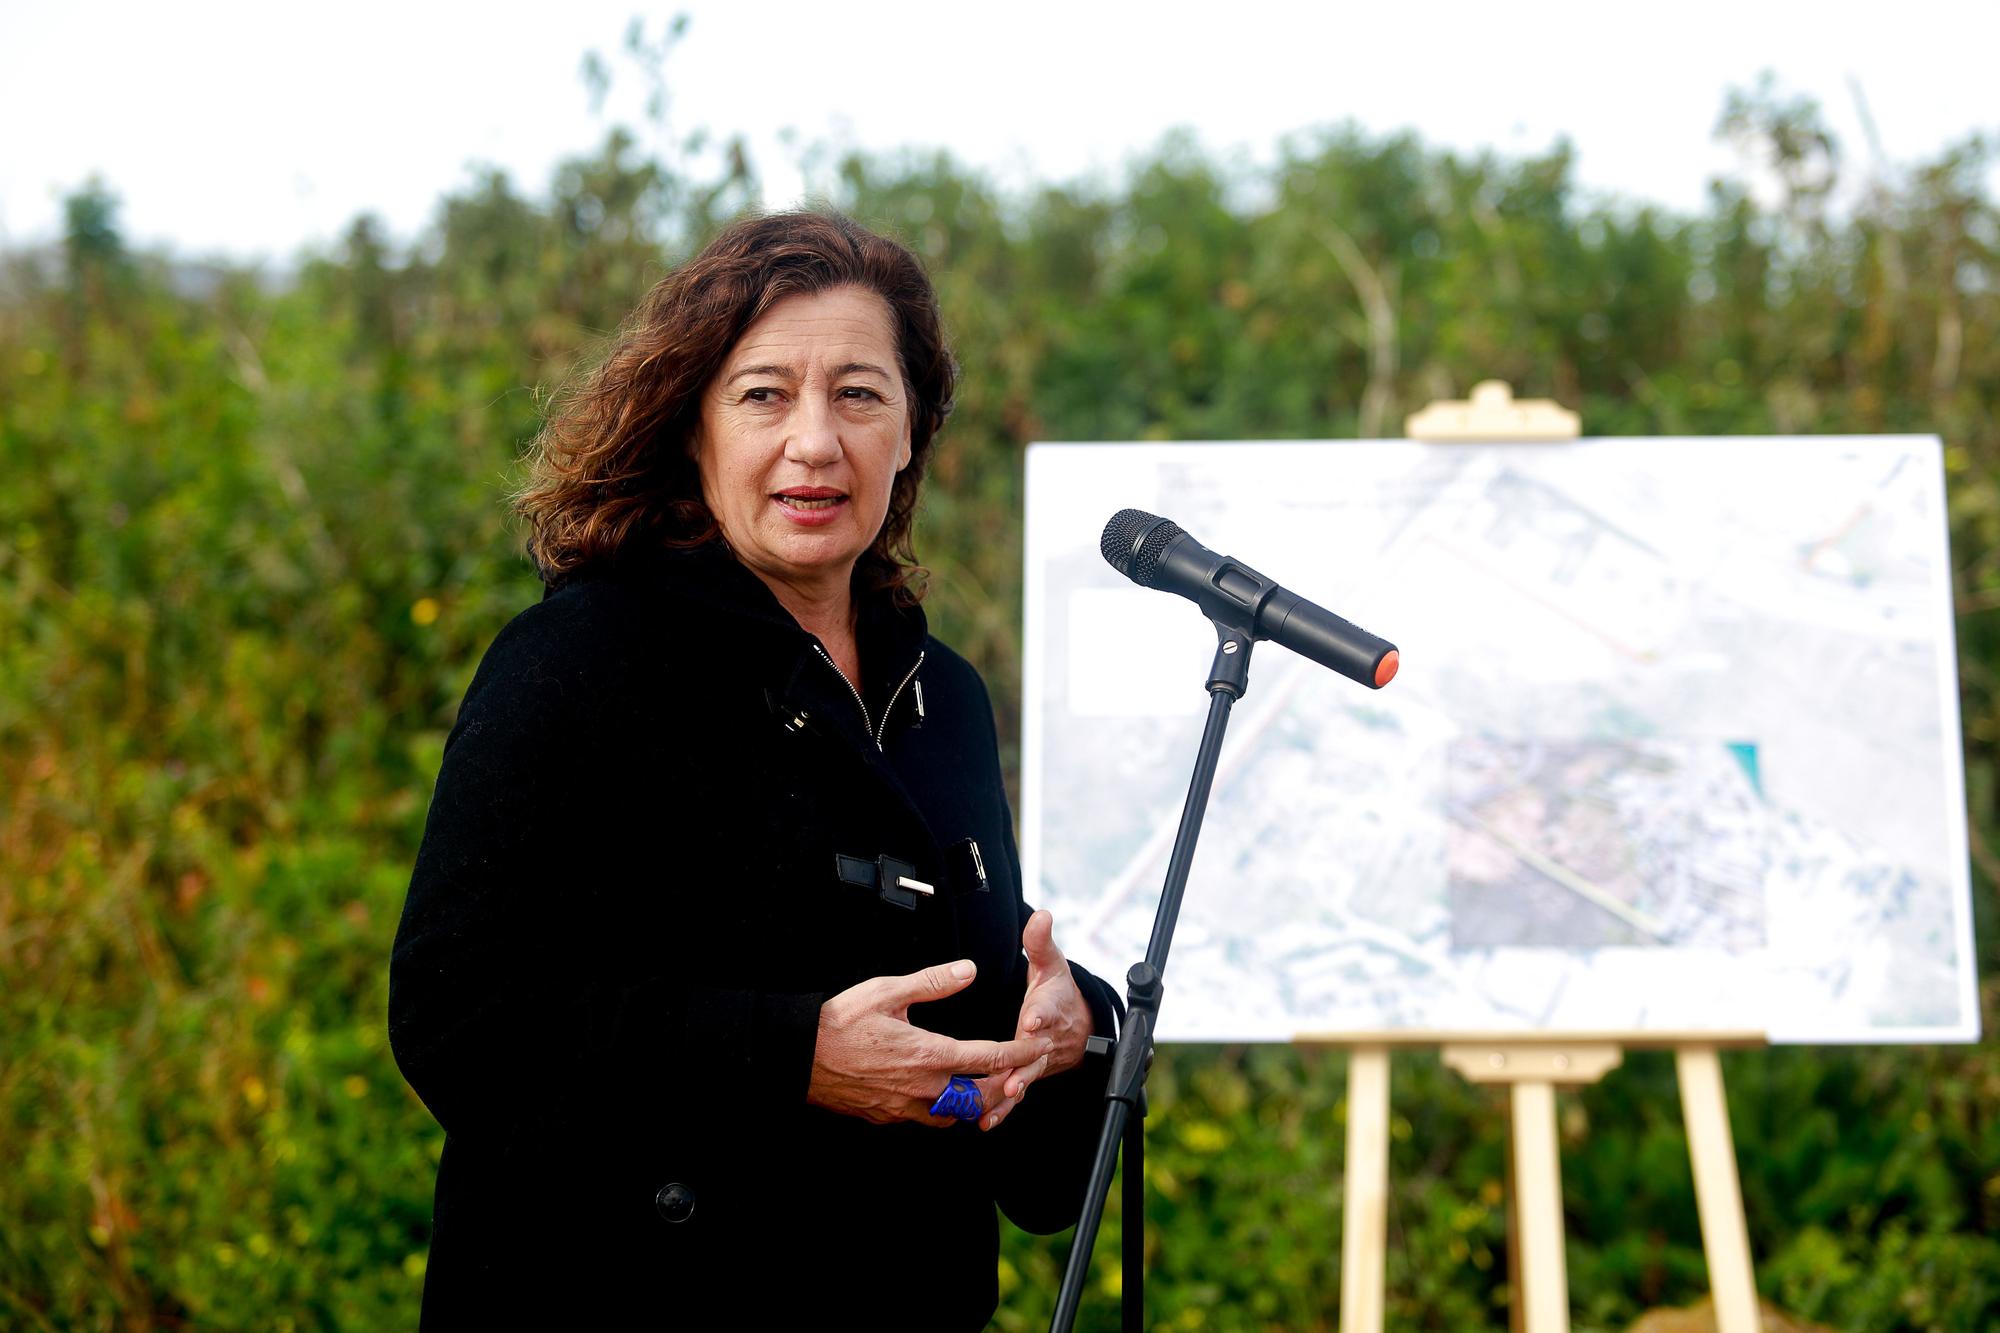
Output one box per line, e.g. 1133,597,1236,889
1020,438,1977,1043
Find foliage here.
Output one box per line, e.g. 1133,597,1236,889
2,76,1996,1330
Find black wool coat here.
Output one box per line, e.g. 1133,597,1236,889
389,541,1121,1329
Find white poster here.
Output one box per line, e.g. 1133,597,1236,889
1020,437,1978,1043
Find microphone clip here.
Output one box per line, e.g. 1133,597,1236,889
1205,620,1254,700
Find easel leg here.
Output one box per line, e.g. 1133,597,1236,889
1339,1046,1389,1333
1675,1046,1762,1333
1509,1080,1569,1333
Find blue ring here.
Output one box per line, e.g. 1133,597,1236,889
929,1075,983,1121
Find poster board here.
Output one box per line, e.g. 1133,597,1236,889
1020,437,1979,1044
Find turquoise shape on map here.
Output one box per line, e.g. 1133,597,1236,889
1726,741,1763,799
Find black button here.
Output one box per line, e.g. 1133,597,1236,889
655,1182,696,1223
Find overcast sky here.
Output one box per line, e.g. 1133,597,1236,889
6,0,1996,264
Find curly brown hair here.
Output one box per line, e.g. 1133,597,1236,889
516,210,957,601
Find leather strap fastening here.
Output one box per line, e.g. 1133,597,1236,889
835,852,933,911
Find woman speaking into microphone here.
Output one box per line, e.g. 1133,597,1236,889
388,210,1120,1327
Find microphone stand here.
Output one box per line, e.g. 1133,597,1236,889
1049,620,1255,1333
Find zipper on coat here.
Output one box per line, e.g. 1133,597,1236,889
811,643,873,739
878,654,926,749
811,644,926,752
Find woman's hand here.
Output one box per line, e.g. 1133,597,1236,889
977,910,1093,1132
807,960,1050,1126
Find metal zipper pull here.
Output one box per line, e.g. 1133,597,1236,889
875,653,926,751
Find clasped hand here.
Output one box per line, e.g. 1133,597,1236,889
806,910,1092,1132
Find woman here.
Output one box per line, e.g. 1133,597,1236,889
389,211,1120,1328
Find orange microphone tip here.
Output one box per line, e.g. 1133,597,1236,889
1374,650,1400,688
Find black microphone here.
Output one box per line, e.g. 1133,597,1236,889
1100,508,1399,689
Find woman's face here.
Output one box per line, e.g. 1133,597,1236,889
695,284,912,605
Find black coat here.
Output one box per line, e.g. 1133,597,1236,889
389,542,1121,1329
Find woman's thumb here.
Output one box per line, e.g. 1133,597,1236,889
1022,909,1060,962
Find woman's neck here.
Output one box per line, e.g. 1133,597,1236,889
753,569,859,684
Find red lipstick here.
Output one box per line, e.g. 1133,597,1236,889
772,486,848,525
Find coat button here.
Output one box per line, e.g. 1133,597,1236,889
655,1182,696,1223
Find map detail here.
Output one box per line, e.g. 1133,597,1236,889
1446,737,1769,952
1020,438,1977,1043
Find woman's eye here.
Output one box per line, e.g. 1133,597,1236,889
742,387,781,404
839,386,883,402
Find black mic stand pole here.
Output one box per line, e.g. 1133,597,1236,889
1050,620,1255,1333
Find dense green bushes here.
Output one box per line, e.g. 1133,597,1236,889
3,82,1995,1329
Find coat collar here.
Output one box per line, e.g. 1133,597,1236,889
559,537,944,852
560,538,931,698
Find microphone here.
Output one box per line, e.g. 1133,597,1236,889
1100,508,1399,689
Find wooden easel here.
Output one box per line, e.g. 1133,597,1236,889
1336,1033,1763,1333
1331,384,1765,1333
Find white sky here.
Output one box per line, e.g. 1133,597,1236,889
5,0,1996,264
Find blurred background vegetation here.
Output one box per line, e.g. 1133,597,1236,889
2,51,1996,1332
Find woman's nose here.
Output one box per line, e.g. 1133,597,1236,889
785,397,842,466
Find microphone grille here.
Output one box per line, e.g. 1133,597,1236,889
1131,518,1184,587
1099,508,1182,587
1100,508,1156,577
